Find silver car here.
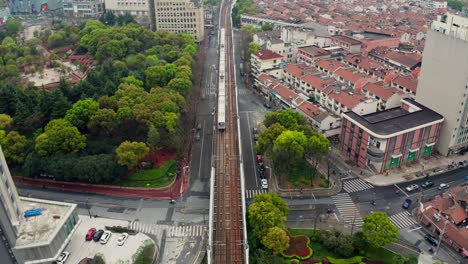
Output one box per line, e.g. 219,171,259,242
405,184,419,192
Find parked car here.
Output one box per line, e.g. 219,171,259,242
56,251,70,264
197,122,202,130
464,175,468,181
253,133,258,141
100,231,112,244
425,234,438,246
264,102,271,109
93,229,104,242
402,199,412,209
405,184,419,192
256,155,263,164
117,233,129,246
261,179,268,189
253,127,258,135
195,131,201,141
421,181,434,188
259,169,265,179
259,163,266,172
438,183,450,190
86,228,96,241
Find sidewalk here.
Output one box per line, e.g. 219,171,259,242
329,144,468,186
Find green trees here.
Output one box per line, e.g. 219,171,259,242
264,109,306,130
448,0,465,11
256,123,286,154
273,131,308,172
6,19,23,37
0,114,13,129
362,212,399,248
87,108,117,135
232,0,257,26
0,131,27,164
261,227,290,255
248,42,262,56
35,119,87,156
65,99,99,129
115,141,150,169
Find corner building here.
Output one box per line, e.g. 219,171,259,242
340,99,444,173
153,0,204,42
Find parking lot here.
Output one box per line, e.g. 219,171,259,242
64,216,156,263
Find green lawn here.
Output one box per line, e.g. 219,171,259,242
287,161,322,187
118,159,177,188
287,229,399,263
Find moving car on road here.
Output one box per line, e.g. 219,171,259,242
421,181,434,188
402,199,412,209
117,233,129,246
438,183,450,191
261,179,268,189
405,184,419,192
86,228,96,241
425,234,438,246
56,251,70,264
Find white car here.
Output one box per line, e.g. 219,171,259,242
56,251,70,264
405,184,419,192
261,179,268,189
100,231,112,244
117,233,129,246
438,183,450,191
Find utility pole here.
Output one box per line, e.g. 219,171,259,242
435,221,449,256
85,198,92,218
350,214,357,236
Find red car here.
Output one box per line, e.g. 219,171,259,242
86,228,96,241
256,155,263,164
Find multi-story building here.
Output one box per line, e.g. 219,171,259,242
416,13,468,155
153,0,204,42
0,145,79,264
340,98,444,173
104,0,149,17
250,50,284,78
63,0,104,17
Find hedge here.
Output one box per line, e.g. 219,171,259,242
327,256,364,264
282,233,314,260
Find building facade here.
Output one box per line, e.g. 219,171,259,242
0,145,79,264
104,0,149,17
63,0,104,17
250,50,284,78
340,99,444,173
416,14,468,155
153,0,204,42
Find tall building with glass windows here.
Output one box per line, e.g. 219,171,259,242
0,145,80,264
153,0,205,42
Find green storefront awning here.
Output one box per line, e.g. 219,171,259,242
407,150,417,162
389,156,400,168
422,145,433,156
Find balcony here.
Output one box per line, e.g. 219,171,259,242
366,145,384,162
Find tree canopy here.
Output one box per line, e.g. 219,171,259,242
35,119,87,156
115,141,150,169
261,227,290,255
362,211,399,248
248,193,289,240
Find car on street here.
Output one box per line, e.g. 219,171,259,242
197,123,202,130
256,155,263,164
438,183,450,190
195,131,201,141
86,228,96,241
421,181,434,188
56,251,70,264
259,163,265,172
264,102,271,108
402,199,412,209
117,233,129,246
259,169,265,179
253,127,258,135
425,234,438,246
100,230,112,244
405,184,419,192
261,179,268,189
93,229,104,242
253,133,258,140
464,175,468,181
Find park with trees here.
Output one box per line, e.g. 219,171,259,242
0,19,198,187
247,193,415,263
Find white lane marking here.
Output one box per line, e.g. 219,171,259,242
394,184,409,197
407,227,422,232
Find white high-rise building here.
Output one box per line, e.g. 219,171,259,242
416,13,468,155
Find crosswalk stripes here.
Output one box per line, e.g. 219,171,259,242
130,221,205,237
331,193,364,227
342,178,374,193
389,211,418,229
245,189,268,199
238,89,250,95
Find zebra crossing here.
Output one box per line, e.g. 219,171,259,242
342,178,373,193
245,189,268,199
332,193,364,227
130,221,206,237
389,211,418,230
238,89,250,95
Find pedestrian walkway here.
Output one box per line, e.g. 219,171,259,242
389,211,418,230
245,189,268,199
130,221,206,238
238,89,251,95
331,193,363,227
342,178,374,193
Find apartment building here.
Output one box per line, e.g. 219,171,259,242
340,99,444,173
416,13,468,155
104,0,149,17
153,0,204,42
0,145,79,264
63,0,104,17
250,50,284,78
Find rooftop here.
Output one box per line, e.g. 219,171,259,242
253,49,283,60
331,35,362,46
15,197,76,249
299,45,331,57
344,98,444,137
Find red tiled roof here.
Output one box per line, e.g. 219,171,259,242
392,75,418,94
335,68,367,84
297,100,322,119
302,75,335,91
362,82,404,101
383,51,422,68
283,64,317,78
273,84,298,103
315,59,344,73
328,91,366,109
254,50,284,60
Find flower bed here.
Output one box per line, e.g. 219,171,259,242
282,233,313,260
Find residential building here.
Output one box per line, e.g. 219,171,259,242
0,145,79,264
63,0,104,17
297,45,331,66
104,0,149,17
340,99,444,173
416,13,468,155
418,185,468,258
351,31,400,52
329,35,362,53
250,50,284,78
369,48,422,75
153,0,204,42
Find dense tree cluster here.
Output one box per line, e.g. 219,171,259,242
257,109,330,174
232,0,258,27
0,19,198,184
